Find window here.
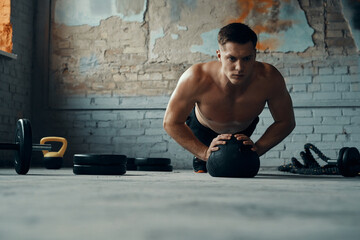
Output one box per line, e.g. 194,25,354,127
0,0,15,58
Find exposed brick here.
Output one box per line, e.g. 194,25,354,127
292,126,314,134
322,117,351,125
320,83,335,91
326,30,343,38
350,83,359,91
326,22,349,30
119,111,144,120
303,67,318,75
92,112,118,121
314,125,343,134
145,128,166,136
307,83,321,92
342,108,360,116
285,76,312,84
289,67,303,76
141,80,168,89
344,125,360,134
313,92,341,100
86,136,112,144
349,66,359,74
137,135,163,143
119,128,145,136
125,119,151,129
295,117,322,125
306,134,322,142
322,134,336,142
333,67,348,75
335,83,350,92
319,67,333,75
313,75,340,83
113,136,137,144
145,110,164,119
342,92,360,100
342,75,360,82
294,109,313,117
149,142,167,153
313,109,342,117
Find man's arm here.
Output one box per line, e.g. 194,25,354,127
163,65,209,160
254,68,296,156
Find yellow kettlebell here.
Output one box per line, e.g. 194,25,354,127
40,137,68,169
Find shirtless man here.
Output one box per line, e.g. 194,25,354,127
163,23,296,173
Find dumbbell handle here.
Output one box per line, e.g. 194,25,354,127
327,159,337,164
32,144,52,151
0,143,19,150
0,142,52,151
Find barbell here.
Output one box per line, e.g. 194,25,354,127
0,119,52,175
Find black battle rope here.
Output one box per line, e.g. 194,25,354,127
303,143,331,163
278,143,340,175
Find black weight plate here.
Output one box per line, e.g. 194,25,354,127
134,158,171,166
126,158,137,170
14,119,32,175
126,164,137,171
137,165,173,172
340,147,360,177
127,158,136,165
73,165,126,175
73,154,127,166
337,147,348,175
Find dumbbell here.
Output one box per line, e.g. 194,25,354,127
0,119,52,175
305,144,360,177
328,147,360,177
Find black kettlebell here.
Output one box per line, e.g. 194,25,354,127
207,135,260,178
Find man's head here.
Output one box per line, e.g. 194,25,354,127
217,23,257,49
216,23,258,85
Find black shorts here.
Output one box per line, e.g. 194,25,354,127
185,107,259,147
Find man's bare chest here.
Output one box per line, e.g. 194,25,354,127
197,91,266,122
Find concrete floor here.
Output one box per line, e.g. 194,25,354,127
0,168,359,240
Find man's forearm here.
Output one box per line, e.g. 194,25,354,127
164,122,209,161
255,121,295,156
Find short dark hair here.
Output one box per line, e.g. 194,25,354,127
217,23,258,48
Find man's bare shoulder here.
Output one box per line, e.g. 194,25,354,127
179,61,219,87
171,61,219,103
254,61,289,103
185,61,219,78
256,62,282,77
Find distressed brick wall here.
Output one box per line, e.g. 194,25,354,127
0,0,359,169
32,0,359,169
0,0,34,167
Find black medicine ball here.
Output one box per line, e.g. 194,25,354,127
207,136,260,178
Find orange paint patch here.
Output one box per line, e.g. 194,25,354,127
229,0,291,51
0,0,12,53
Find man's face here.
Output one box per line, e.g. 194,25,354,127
217,41,256,85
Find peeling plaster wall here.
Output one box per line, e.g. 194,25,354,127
54,0,147,26
28,0,360,168
50,0,318,100
47,0,359,101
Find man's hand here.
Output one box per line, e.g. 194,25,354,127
234,134,258,153
204,134,232,161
